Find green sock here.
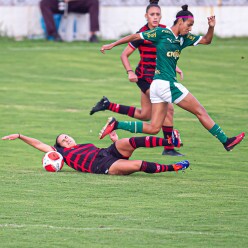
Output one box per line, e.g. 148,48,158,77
117,121,143,133
209,124,228,144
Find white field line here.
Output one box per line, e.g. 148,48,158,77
0,223,213,235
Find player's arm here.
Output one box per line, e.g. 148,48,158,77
176,66,184,80
2,134,53,153
121,45,138,83
198,16,215,45
100,33,141,53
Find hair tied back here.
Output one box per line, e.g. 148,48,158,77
150,0,159,4
181,4,188,11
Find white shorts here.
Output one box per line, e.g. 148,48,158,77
150,79,189,104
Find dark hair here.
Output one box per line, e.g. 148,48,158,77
54,134,63,148
174,4,194,25
146,0,160,13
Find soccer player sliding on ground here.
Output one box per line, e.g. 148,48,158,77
2,131,189,175
99,4,245,152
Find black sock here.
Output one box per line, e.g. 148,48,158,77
162,126,174,150
129,136,172,149
108,102,135,117
140,161,175,173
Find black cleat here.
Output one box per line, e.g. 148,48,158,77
90,96,110,115
224,132,245,151
89,34,99,43
162,149,184,156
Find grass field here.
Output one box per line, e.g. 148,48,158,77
0,37,247,248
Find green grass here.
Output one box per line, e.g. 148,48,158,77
0,38,247,248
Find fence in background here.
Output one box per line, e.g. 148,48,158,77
0,0,248,6
0,3,248,40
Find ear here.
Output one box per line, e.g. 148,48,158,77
145,13,148,20
177,18,183,25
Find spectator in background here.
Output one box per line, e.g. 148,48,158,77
40,0,99,42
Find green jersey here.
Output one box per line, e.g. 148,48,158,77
140,27,202,82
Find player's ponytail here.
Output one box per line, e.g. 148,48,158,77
174,4,194,25
146,0,160,13
150,0,159,4
54,134,63,148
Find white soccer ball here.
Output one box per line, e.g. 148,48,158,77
42,151,64,172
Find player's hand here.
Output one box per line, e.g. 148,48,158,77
128,71,138,82
176,69,184,80
109,131,119,142
100,43,114,54
2,134,20,140
207,16,216,28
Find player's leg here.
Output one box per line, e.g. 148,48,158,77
177,92,245,151
108,159,190,175
132,90,152,120
99,102,167,139
143,102,168,134
90,91,151,120
161,103,184,156
114,135,179,158
90,79,152,120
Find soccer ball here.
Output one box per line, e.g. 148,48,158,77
42,151,64,172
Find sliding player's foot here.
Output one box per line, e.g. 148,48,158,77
172,160,190,172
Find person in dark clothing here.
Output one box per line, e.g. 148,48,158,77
40,0,99,42
2,131,189,175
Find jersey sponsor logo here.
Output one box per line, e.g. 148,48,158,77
167,38,173,43
147,32,156,38
186,34,196,41
166,50,180,59
155,69,161,74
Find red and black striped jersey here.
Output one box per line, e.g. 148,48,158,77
54,143,100,173
129,24,166,84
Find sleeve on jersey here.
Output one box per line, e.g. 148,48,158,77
129,39,142,50
182,33,202,48
193,36,202,46
140,27,161,43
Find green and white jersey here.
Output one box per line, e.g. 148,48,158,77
140,27,202,82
